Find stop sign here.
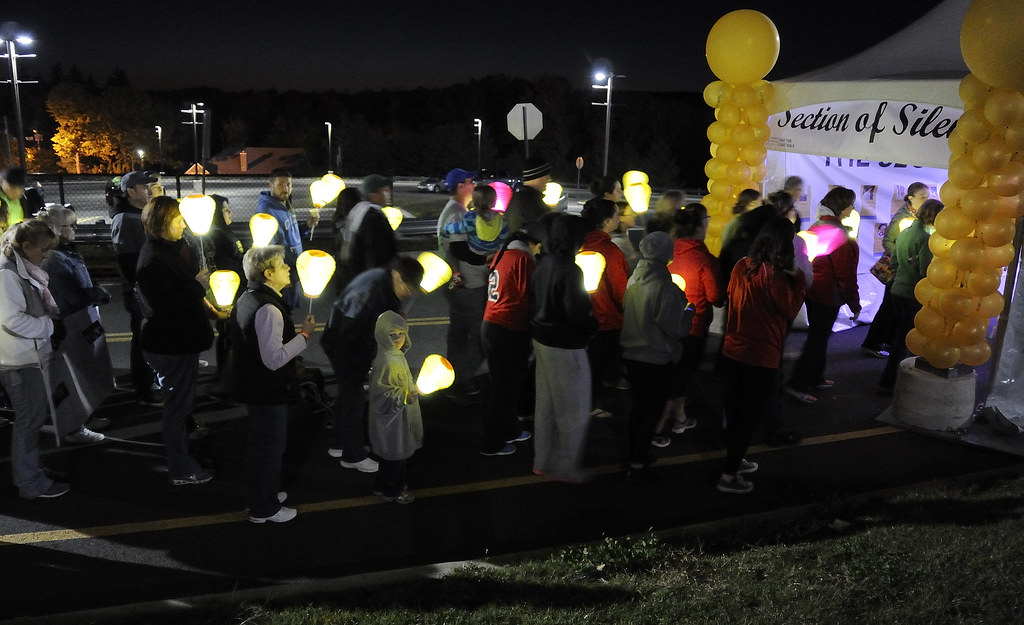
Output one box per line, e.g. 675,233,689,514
507,103,543,140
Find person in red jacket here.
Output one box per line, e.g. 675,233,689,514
579,198,629,417
786,187,861,403
719,218,807,494
664,203,724,434
479,221,546,456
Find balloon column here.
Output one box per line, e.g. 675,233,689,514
703,9,780,255
907,0,1024,369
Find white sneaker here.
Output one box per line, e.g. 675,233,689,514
340,457,379,473
249,506,297,524
671,417,697,434
327,448,344,458
65,427,105,445
277,491,287,503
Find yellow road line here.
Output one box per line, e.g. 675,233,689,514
0,426,901,547
105,318,451,342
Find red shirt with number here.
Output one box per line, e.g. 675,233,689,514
483,241,536,332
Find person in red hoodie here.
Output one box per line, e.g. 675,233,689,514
579,198,629,418
719,218,807,494
663,203,725,434
786,186,861,403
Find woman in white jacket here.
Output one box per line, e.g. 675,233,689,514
0,220,66,499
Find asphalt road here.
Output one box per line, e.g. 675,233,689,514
1,272,1022,622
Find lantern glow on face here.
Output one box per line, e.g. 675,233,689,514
209,270,240,306
417,251,452,293
382,206,404,230
179,194,217,235
249,213,278,247
416,354,455,395
295,250,336,298
575,251,606,292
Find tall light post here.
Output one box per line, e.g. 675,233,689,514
324,121,333,173
473,118,482,172
180,102,205,191
591,61,622,176
154,125,162,171
0,24,36,169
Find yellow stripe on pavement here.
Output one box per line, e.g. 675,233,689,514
105,317,451,343
0,426,901,547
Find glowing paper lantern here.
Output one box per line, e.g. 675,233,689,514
179,194,216,236
623,170,649,187
416,251,452,293
897,217,916,234
322,173,345,199
416,354,455,395
249,213,278,247
490,182,513,213
671,273,686,292
797,224,847,261
382,206,404,231
310,174,345,207
295,250,336,299
575,251,606,293
209,270,241,307
841,209,861,239
543,182,563,207
624,183,652,215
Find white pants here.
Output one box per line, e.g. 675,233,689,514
532,341,591,481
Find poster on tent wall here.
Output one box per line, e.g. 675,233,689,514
765,100,961,170
765,150,949,325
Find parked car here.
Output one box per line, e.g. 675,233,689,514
474,169,523,192
417,176,447,193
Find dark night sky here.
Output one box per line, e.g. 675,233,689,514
5,1,947,93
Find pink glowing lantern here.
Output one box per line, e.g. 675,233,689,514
490,182,513,213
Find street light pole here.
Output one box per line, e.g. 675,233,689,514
473,118,482,172
324,121,333,173
591,70,621,177
154,125,162,172
0,24,36,169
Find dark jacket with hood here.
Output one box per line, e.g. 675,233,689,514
529,214,596,349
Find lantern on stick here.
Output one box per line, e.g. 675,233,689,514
249,213,278,247
310,174,346,240
295,250,336,313
417,251,452,293
382,206,404,231
671,273,686,292
490,182,513,213
841,209,861,239
209,270,240,307
416,354,455,395
575,251,606,293
179,194,217,268
543,182,563,207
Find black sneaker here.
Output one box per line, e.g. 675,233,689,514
35,481,71,499
716,475,753,494
170,470,214,486
480,444,516,457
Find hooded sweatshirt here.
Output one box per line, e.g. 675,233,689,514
369,310,423,461
256,191,303,263
620,247,690,365
529,214,596,349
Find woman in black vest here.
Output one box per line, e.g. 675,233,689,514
230,245,315,524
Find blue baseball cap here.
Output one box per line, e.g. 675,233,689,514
445,168,476,191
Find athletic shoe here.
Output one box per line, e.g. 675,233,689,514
650,435,671,448
340,457,379,473
783,386,817,404
505,430,531,443
590,408,613,418
861,346,890,359
480,444,516,456
671,417,698,434
815,379,836,390
170,470,214,486
85,417,111,431
736,458,759,475
277,491,287,503
188,421,210,440
64,427,105,445
249,506,297,524
34,481,71,499
716,475,753,494
380,490,415,504
327,448,344,458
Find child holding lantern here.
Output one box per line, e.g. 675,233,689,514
369,310,423,504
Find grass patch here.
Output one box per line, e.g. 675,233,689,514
112,476,1024,624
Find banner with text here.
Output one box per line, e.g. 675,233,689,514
766,100,961,170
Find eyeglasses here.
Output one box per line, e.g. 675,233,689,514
62,223,78,230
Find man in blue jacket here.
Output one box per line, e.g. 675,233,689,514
255,168,319,308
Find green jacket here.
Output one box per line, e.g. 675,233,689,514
890,220,932,300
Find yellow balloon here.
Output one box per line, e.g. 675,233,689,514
938,180,963,208
970,138,1012,173
749,163,768,181
752,80,775,104
939,287,977,321
948,237,987,271
914,278,943,307
906,328,930,357
960,187,999,221
926,256,960,289
710,179,734,200
928,232,955,258
984,89,1024,127
704,158,728,180
959,73,994,109
947,131,970,158
971,291,1004,319
948,155,985,190
959,340,992,366
923,336,960,369
706,10,780,84
983,243,1015,268
988,161,1024,197
726,162,751,184
933,207,976,240
744,104,770,126
715,143,740,163
716,105,742,127
976,217,1016,247
994,194,1024,218
954,109,992,144
965,267,1003,297
751,123,771,142
961,0,1024,90
731,124,757,147
1003,124,1024,151
914,306,947,338
706,220,725,239
952,317,989,347
740,144,768,166
707,121,731,145
731,84,757,109
703,81,731,108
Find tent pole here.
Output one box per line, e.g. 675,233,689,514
981,214,1024,400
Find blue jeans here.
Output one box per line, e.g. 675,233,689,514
1,367,54,499
327,351,371,463
144,351,201,480
789,301,840,392
246,403,289,518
